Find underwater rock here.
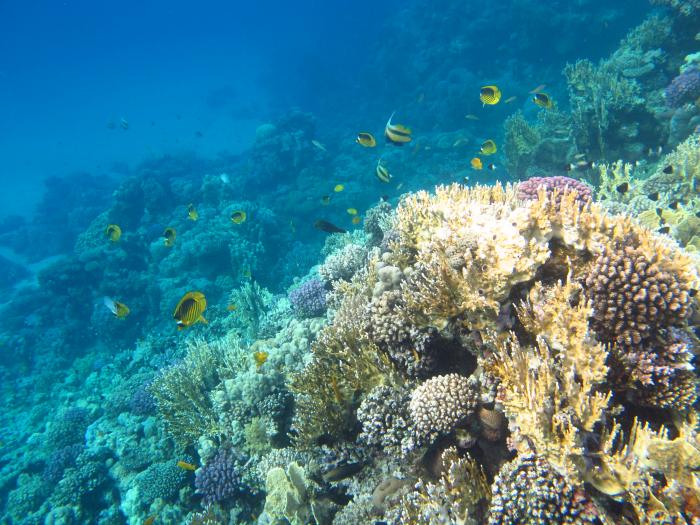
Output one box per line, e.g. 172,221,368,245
0,253,29,292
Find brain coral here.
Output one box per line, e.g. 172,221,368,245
488,454,600,525
408,373,479,447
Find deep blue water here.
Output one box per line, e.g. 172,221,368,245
0,0,400,217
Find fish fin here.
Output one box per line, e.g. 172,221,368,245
199,315,208,325
386,111,396,128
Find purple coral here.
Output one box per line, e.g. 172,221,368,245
129,382,156,416
517,176,592,204
288,278,327,318
665,69,700,108
195,447,243,504
43,443,83,483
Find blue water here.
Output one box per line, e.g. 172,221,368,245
0,0,697,523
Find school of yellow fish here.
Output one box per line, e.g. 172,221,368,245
102,80,554,342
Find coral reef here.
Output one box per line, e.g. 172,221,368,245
6,3,700,524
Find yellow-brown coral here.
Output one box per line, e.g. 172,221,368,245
485,279,610,480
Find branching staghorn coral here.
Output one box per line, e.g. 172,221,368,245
290,265,402,445
503,112,541,179
565,58,642,157
588,416,700,524
485,279,611,480
399,447,490,525
150,334,248,445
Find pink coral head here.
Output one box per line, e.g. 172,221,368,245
516,175,592,204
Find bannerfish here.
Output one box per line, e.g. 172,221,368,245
334,184,345,192
173,291,208,330
320,195,331,205
314,220,347,234
471,157,483,170
352,216,361,225
375,160,392,183
120,118,129,130
187,203,198,221
346,208,358,215
384,112,412,145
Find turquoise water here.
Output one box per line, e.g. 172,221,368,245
1,1,699,523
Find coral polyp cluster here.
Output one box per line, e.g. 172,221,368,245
290,180,700,524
